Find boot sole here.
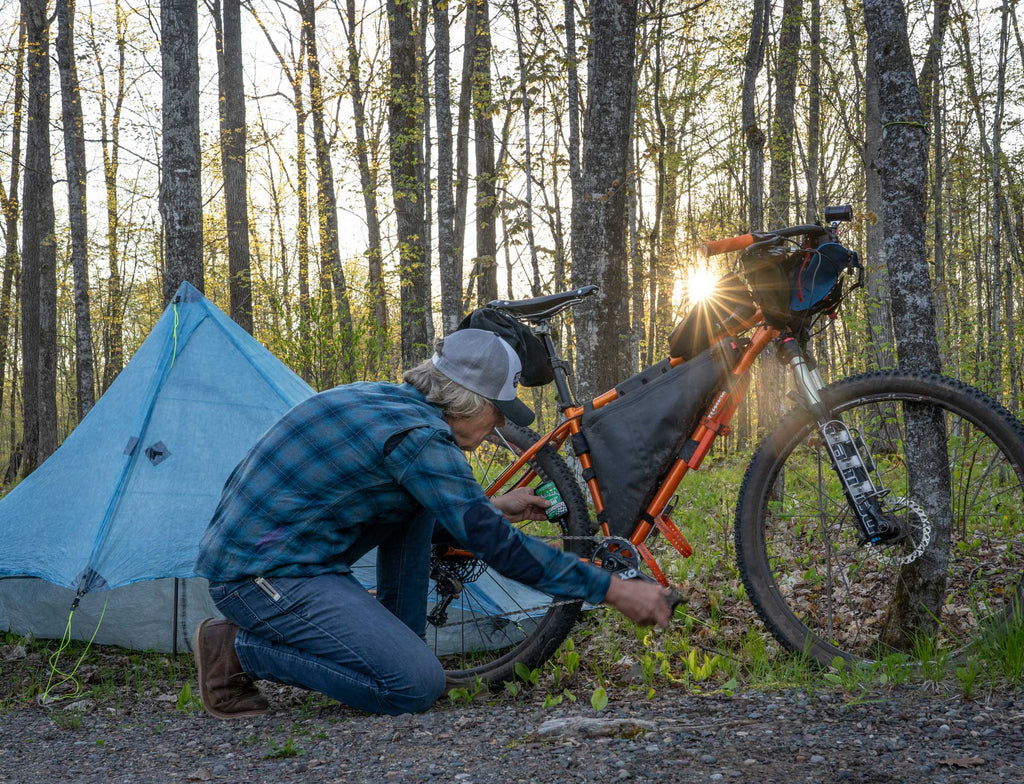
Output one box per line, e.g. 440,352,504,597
193,619,270,720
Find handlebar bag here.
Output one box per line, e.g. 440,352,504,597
789,242,861,316
457,307,555,387
741,242,800,328
578,341,737,538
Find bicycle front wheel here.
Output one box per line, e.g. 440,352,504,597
736,371,1024,664
432,423,593,686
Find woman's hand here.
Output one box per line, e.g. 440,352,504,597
603,577,675,629
491,487,550,523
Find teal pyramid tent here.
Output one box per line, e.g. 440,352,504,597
0,282,316,650
0,281,557,655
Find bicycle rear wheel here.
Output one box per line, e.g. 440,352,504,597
736,371,1024,664
433,423,593,686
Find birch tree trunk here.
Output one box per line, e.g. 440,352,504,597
213,0,253,334
161,0,204,302
570,0,637,399
21,0,58,473
863,0,949,650
388,0,429,366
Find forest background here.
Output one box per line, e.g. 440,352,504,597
0,0,1015,482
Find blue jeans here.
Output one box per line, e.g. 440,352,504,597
208,515,446,715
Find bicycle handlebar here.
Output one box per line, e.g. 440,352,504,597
700,233,755,257
700,224,833,257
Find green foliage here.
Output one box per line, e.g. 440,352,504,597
446,676,485,705
264,736,303,759
175,682,203,714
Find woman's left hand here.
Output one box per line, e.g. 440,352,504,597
491,487,550,523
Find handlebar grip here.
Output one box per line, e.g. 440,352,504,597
700,233,754,257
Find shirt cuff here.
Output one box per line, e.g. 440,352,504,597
581,563,612,605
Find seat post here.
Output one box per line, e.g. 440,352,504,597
534,321,576,410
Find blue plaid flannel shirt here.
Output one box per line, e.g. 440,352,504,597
195,382,610,605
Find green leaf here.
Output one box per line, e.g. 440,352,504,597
590,686,608,711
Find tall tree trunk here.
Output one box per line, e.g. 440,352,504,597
21,0,58,474
388,0,429,367
769,0,802,226
805,0,820,223
761,0,802,434
434,0,460,334
864,40,895,370
453,0,476,275
564,0,582,216
418,0,434,348
864,0,949,650
302,0,354,382
472,0,498,305
89,3,126,392
56,0,95,420
0,17,25,432
988,1,1010,396
345,0,388,358
570,0,637,399
212,0,253,334
511,0,540,297
160,0,204,302
742,0,768,232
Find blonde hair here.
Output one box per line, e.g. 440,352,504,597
403,338,495,419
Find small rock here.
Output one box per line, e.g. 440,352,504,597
710,775,723,782
535,717,656,739
187,771,212,782
938,724,951,733
699,754,717,764
810,755,827,765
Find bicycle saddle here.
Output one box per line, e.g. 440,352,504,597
487,285,598,323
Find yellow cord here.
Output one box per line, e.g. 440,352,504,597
169,301,180,371
39,593,110,705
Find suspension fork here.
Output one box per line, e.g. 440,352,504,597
779,337,897,545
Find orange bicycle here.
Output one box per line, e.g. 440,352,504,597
433,207,1024,685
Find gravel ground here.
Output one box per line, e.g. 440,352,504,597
1,647,1021,784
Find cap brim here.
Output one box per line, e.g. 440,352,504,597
492,396,535,427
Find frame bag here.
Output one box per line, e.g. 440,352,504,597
578,342,735,538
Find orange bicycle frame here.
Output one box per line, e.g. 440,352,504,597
480,316,779,582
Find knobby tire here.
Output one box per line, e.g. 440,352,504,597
736,371,1024,665
437,424,592,686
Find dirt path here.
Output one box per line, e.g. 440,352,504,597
1,667,1021,784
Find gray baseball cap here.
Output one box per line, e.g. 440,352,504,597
432,329,536,426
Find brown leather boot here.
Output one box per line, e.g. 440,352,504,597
193,618,269,719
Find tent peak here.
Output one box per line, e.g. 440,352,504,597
172,281,203,303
